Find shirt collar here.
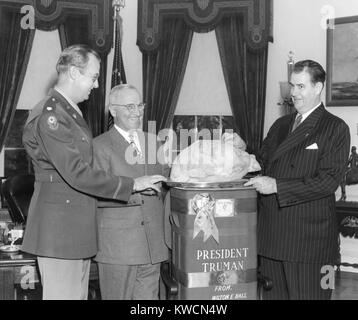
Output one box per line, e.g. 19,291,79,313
114,124,131,143
114,125,142,152
54,86,83,118
298,102,322,122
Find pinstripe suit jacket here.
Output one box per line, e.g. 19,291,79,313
258,104,350,263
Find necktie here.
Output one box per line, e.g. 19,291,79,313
291,114,302,132
128,132,143,158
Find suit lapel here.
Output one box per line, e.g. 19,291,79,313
109,127,130,151
272,104,325,162
277,114,295,147
109,128,146,175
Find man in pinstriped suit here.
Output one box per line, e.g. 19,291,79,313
245,60,350,300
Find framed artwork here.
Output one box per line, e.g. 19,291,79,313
327,16,358,106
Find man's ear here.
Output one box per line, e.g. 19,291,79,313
108,105,116,118
68,66,79,80
315,82,324,95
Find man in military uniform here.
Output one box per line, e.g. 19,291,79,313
22,44,166,300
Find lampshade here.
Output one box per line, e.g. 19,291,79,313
280,81,291,100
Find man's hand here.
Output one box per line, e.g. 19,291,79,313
133,175,167,193
244,176,277,195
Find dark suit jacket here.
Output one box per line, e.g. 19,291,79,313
258,104,350,263
22,89,134,259
93,128,170,265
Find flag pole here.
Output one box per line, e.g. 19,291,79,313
107,0,126,129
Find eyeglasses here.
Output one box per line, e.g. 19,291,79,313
78,68,99,84
111,103,146,112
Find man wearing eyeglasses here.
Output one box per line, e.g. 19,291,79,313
22,45,166,300
92,84,170,300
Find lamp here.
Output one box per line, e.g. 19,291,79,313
278,51,295,113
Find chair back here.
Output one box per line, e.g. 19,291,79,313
1,174,35,224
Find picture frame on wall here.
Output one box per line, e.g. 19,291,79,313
327,15,358,106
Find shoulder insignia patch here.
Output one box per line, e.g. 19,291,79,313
42,96,60,130
47,115,59,131
43,97,57,112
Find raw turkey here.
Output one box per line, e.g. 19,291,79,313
170,133,261,183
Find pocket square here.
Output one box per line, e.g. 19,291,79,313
306,143,318,150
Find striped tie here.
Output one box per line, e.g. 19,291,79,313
128,132,143,158
292,114,303,132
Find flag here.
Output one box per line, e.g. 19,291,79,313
108,9,127,129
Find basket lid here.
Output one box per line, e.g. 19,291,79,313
165,179,250,190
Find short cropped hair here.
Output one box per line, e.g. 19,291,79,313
56,44,101,74
293,60,326,85
110,84,138,97
109,84,140,102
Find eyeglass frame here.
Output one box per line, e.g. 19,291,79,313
110,103,146,113
76,66,99,84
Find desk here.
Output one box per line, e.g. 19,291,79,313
0,250,40,299
0,250,99,300
0,208,10,222
336,201,358,270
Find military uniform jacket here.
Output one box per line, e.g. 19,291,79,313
93,128,170,265
258,104,350,263
22,89,134,259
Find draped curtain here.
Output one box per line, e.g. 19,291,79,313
215,16,268,156
0,8,35,151
58,15,107,137
142,18,193,133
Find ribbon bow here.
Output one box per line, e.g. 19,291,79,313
192,193,219,244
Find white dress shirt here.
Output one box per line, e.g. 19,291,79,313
114,125,142,154
299,102,322,123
